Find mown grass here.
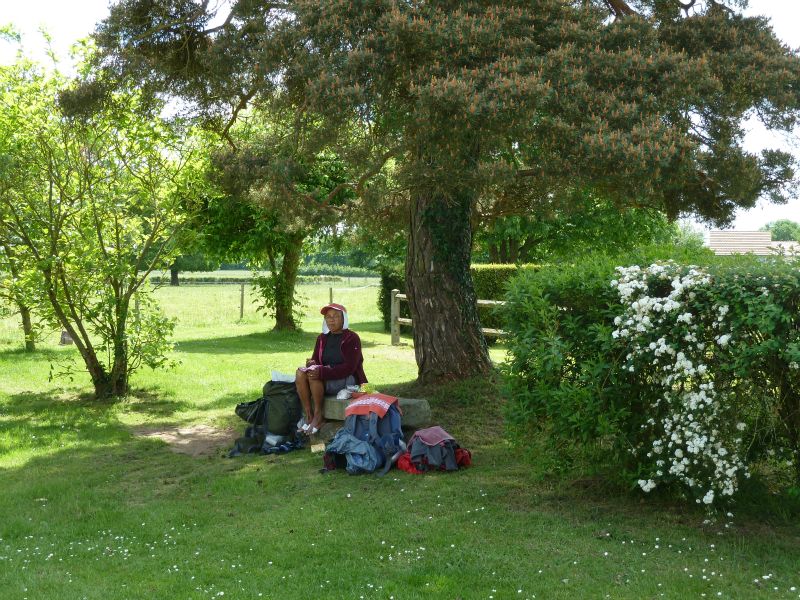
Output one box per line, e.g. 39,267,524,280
1,284,799,599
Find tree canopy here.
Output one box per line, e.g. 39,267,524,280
761,219,800,242
93,0,800,382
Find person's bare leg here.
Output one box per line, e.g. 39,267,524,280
309,379,326,431
295,369,314,429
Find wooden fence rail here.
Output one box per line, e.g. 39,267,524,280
390,289,506,345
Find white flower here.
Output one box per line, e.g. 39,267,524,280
638,479,657,493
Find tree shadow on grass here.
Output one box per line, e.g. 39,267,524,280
175,330,316,354
203,391,255,412
0,346,68,361
0,387,245,475
121,388,193,419
0,391,132,456
0,432,252,530
174,323,384,354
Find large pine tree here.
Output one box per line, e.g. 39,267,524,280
94,0,800,383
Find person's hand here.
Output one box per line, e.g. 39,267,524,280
305,358,316,367
308,367,319,380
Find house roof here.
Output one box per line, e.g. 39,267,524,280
706,231,800,256
707,230,773,255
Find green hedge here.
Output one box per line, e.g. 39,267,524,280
298,262,377,277
500,244,800,505
377,263,539,332
499,243,715,457
149,274,344,285
378,265,408,332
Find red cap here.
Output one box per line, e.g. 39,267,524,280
320,303,347,315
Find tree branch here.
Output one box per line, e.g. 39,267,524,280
355,147,399,197
130,3,209,44
604,0,638,18
220,88,259,150
707,0,735,16
202,8,235,35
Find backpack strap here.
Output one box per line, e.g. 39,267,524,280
376,439,406,477
343,413,359,435
370,409,405,476
368,411,380,442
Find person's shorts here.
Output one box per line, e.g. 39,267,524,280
325,375,356,395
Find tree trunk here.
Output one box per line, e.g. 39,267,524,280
488,243,501,263
170,266,179,286
86,352,114,398
108,312,129,396
1,242,36,351
273,233,304,331
18,303,35,352
406,187,492,384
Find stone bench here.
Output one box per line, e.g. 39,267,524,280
322,395,431,429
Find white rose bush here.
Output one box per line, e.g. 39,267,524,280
502,251,800,508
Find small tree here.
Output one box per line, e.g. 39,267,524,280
202,112,355,331
0,235,41,352
0,55,204,398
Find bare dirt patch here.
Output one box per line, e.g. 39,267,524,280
132,424,236,457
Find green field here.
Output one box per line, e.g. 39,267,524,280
1,284,799,599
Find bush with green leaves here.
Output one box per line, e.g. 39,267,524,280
378,265,408,332
298,262,377,278
610,261,747,505
500,254,635,469
378,263,537,332
610,257,800,504
499,244,800,505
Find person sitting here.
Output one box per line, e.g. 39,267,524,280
295,303,367,434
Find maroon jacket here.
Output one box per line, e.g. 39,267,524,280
311,329,368,384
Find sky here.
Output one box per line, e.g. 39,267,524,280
1,0,798,232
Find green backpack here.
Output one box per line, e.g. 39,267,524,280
261,381,303,436
229,381,303,457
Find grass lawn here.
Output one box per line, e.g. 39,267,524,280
1,284,799,599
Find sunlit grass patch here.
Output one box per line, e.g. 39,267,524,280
2,283,800,598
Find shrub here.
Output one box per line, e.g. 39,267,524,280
378,265,408,332
149,274,344,285
500,254,633,467
298,262,377,277
501,247,800,506
471,264,532,299
377,263,538,332
610,257,800,504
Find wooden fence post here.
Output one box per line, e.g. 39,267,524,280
240,282,245,320
329,287,333,304
391,288,400,346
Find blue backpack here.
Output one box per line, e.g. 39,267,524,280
324,403,405,475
